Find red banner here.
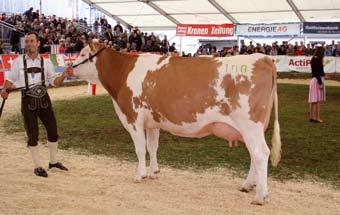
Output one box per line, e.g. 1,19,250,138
176,24,234,37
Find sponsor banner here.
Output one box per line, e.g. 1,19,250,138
270,56,338,73
323,57,337,73
286,56,312,73
237,23,301,37
303,22,340,34
176,24,234,37
271,55,287,72
336,57,340,73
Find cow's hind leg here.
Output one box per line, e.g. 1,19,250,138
146,128,160,179
130,128,148,182
239,158,256,193
241,127,270,205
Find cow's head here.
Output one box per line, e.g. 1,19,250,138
72,40,105,84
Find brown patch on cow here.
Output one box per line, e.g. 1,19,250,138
220,103,231,115
249,57,276,123
95,47,139,125
157,56,167,65
220,75,252,111
135,57,221,125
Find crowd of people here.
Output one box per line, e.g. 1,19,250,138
1,8,340,58
195,40,340,57
0,8,177,55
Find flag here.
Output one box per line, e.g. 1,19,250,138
1,54,19,69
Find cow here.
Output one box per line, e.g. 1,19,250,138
72,41,281,205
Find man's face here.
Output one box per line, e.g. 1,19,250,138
25,34,40,54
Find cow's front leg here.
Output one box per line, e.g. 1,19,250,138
146,128,160,179
130,128,147,182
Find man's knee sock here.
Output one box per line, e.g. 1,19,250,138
48,141,58,164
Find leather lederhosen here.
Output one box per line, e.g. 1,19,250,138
22,55,51,110
21,55,58,146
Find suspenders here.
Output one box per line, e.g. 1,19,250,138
23,55,45,90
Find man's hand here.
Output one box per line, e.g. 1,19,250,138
1,89,9,100
64,67,76,78
53,67,77,86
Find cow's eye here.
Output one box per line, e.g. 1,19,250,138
81,54,85,57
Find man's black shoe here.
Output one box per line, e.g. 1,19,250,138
34,167,48,177
49,162,68,171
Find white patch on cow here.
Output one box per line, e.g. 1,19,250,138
127,55,170,98
144,105,238,138
73,45,100,84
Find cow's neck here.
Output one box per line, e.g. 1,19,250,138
95,49,137,100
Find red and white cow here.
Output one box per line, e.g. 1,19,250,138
72,42,281,205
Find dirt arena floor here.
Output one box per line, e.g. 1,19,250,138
0,81,339,215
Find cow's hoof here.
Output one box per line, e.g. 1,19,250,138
153,170,160,174
239,185,255,193
148,174,158,180
251,199,265,206
239,187,251,193
134,175,147,183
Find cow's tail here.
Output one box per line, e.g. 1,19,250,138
270,59,281,167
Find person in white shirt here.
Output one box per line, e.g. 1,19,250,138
0,32,75,177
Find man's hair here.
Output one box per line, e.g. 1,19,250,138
26,31,40,41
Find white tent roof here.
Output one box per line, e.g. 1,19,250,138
82,0,340,30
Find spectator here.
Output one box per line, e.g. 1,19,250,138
113,21,123,34
324,45,333,56
104,27,114,42
0,39,3,54
169,42,176,52
286,44,295,56
334,44,340,57
74,34,86,52
10,25,22,53
239,41,247,55
304,44,314,56
59,38,66,53
270,43,278,55
23,7,33,21
295,45,305,56
32,10,39,20
128,31,142,51
309,47,326,123
93,18,100,32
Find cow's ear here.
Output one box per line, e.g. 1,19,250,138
89,42,95,52
89,39,101,51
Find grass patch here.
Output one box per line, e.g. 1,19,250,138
278,72,340,81
5,84,340,187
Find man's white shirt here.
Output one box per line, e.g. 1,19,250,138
5,55,58,89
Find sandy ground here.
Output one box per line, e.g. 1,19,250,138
0,82,339,215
